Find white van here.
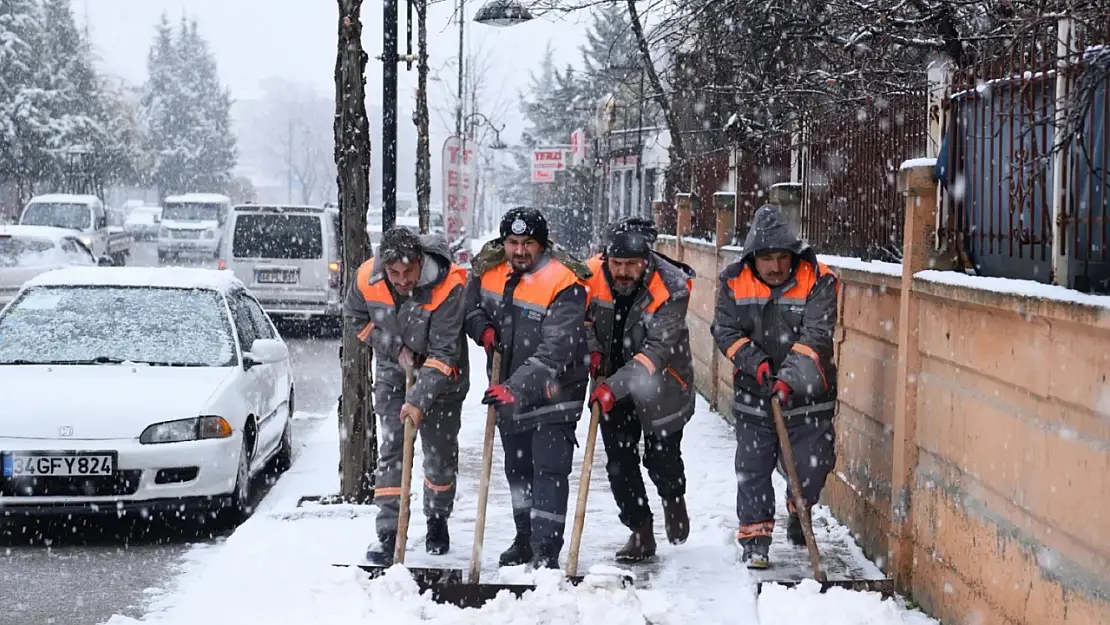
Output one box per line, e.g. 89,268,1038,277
158,193,231,262
225,204,342,322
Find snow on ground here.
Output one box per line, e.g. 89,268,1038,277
103,343,937,625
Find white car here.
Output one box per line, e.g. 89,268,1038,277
0,225,109,309
0,266,295,524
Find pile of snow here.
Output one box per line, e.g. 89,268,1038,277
103,345,937,625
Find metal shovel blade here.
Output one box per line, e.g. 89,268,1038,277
336,563,465,586
756,578,895,597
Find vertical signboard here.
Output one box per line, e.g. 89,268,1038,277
442,136,478,241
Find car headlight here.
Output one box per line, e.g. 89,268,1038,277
79,236,93,248
204,229,216,239
139,416,233,444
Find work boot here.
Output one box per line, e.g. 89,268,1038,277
738,535,771,570
662,496,690,545
615,522,657,563
499,535,533,567
787,511,806,547
426,515,450,555
531,542,560,570
366,533,396,567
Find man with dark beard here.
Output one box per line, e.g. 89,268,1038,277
583,217,696,562
464,207,591,570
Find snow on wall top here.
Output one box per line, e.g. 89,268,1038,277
163,193,232,204
818,254,903,277
900,157,937,170
0,225,91,241
26,194,102,205
25,266,244,294
916,270,1110,310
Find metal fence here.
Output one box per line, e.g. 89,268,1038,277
942,18,1110,292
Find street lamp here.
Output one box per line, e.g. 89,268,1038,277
474,0,534,27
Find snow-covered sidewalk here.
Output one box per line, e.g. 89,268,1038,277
104,343,937,625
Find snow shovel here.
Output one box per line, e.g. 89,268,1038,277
755,396,894,598
345,363,467,587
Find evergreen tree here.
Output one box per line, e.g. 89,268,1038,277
0,0,53,195
578,2,659,132
139,14,237,196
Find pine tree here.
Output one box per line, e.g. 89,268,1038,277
0,0,52,197
578,2,659,132
139,14,237,196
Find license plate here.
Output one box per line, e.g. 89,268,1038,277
2,452,116,477
257,269,298,284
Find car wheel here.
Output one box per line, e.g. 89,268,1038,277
223,429,255,526
273,391,294,474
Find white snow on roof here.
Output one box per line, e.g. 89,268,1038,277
0,225,86,241
916,269,1110,310
163,193,232,204
900,157,937,170
26,194,101,205
25,266,243,294
819,254,904,277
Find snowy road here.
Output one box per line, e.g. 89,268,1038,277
97,340,937,625
1,244,343,625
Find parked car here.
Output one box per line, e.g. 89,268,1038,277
225,204,342,328
18,194,133,265
124,205,163,241
0,225,111,309
0,266,295,523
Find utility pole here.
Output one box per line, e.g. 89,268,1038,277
287,120,294,204
455,0,465,139
334,0,375,504
415,0,431,233
382,0,399,231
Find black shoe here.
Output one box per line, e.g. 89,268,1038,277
738,535,771,569
499,535,533,567
662,496,690,545
615,522,657,563
366,534,396,567
426,516,450,555
531,542,560,570
787,512,806,547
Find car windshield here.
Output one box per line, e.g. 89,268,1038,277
163,203,221,221
232,213,322,259
0,286,236,366
21,203,91,230
0,236,57,267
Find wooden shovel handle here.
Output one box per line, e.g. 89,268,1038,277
770,396,827,582
393,367,417,564
566,382,604,579
468,351,502,584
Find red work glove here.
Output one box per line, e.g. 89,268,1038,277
589,352,603,378
479,328,496,355
481,384,515,406
755,360,772,391
589,383,616,414
771,380,793,406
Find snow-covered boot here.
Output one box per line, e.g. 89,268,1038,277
499,535,533,567
531,542,560,570
366,533,396,567
787,512,806,547
662,495,690,545
615,522,657,563
426,516,450,555
738,535,771,569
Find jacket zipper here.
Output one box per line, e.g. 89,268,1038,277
665,366,688,391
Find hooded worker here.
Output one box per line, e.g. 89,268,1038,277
583,217,697,563
710,204,839,569
343,227,470,566
463,207,591,570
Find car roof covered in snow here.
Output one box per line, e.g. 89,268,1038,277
0,225,86,242
25,194,102,205
233,203,328,213
163,193,232,204
24,266,244,294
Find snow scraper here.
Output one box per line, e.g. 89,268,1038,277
753,397,894,598
340,355,632,608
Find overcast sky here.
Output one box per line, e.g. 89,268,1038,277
81,0,592,142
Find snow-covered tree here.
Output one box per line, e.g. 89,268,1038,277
0,0,51,201
140,14,238,197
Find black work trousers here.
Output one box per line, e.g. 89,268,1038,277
499,422,578,555
600,399,686,529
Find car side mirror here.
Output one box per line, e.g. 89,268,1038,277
243,338,288,368
97,256,114,267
